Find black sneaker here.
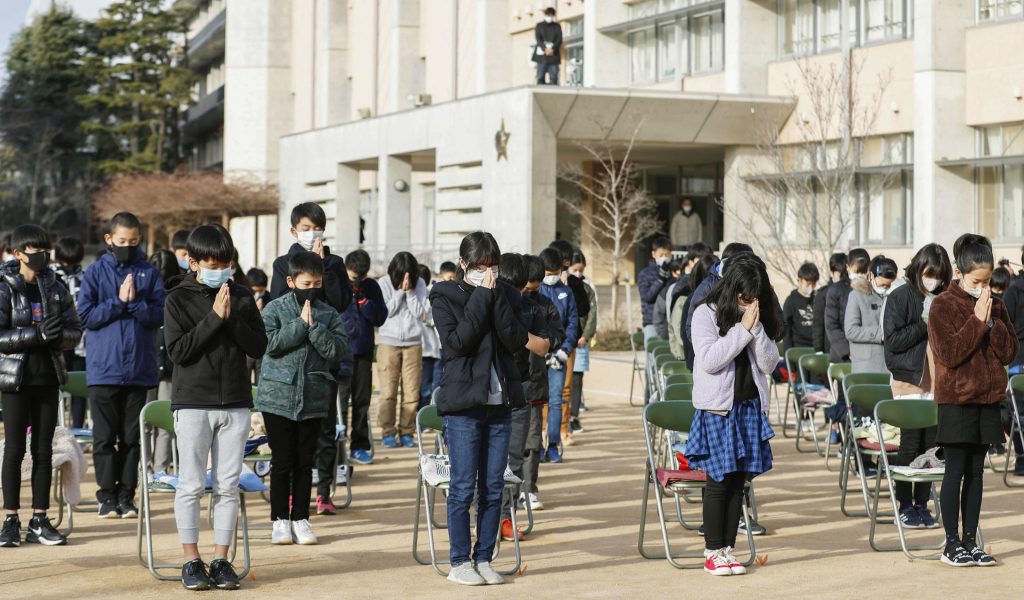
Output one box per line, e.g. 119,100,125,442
25,514,67,546
738,519,766,536
209,558,241,590
697,524,705,537
118,501,138,519
569,418,584,433
941,543,976,567
964,542,997,566
0,515,21,548
1014,456,1024,476
181,558,213,591
97,500,120,519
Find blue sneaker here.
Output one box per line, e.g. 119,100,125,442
381,436,399,448
829,429,841,445
915,505,939,529
899,505,925,529
351,449,373,465
546,446,563,463
400,434,416,448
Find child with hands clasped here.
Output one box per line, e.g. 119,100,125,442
256,252,349,547
688,253,780,577
928,234,1018,567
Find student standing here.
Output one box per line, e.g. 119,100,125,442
782,262,820,351
882,244,952,531
929,234,1018,567
77,212,166,518
430,232,530,586
163,225,267,590
825,249,869,363
256,252,348,545
844,256,897,374
52,236,87,429
418,264,442,409
0,225,83,547
568,250,597,435
538,248,578,463
638,237,673,343
813,253,847,355
688,253,779,576
269,203,352,311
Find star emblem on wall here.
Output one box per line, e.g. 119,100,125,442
495,119,511,161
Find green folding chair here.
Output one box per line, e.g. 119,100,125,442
411,405,522,577
638,400,756,569
1002,374,1024,488
795,353,832,454
629,329,646,407
658,360,689,402
838,384,896,520
871,399,982,559
780,347,815,438
834,372,891,474
664,373,694,389
136,400,252,581
645,340,671,401
822,363,852,471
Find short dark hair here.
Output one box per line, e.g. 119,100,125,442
387,251,420,289
870,256,899,280
54,236,84,265
651,236,672,253
548,239,574,265
991,266,1011,292
953,233,994,274
171,229,191,250
684,242,712,263
539,247,562,272
544,6,556,16
667,259,684,274
11,224,51,252
186,224,234,263
499,252,527,290
439,261,457,275
797,262,820,282
721,242,753,261
829,252,848,278
108,211,142,234
247,268,268,287
847,248,870,274
459,232,501,270
148,249,179,285
345,249,372,277
418,264,432,287
905,244,952,296
290,202,327,228
524,255,545,283
288,251,324,279
570,249,587,267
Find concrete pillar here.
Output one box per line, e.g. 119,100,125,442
382,0,422,114
475,0,511,94
378,155,413,254
913,0,975,251
335,164,361,249
317,0,350,127
584,2,629,88
529,98,558,252
723,0,775,94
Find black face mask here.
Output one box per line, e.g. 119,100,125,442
109,244,135,264
293,287,322,306
23,251,49,274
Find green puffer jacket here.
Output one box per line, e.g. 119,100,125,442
255,293,349,421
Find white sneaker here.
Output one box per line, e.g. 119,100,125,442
723,546,746,575
525,493,544,511
447,562,486,586
291,519,318,545
475,561,504,585
336,465,349,484
271,519,293,545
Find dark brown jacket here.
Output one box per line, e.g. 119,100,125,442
928,283,1018,406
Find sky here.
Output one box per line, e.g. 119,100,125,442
0,0,34,81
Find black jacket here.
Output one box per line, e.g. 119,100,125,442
270,243,352,313
164,275,268,410
430,280,529,415
566,274,590,327
882,281,928,386
527,291,564,404
825,279,854,362
812,281,832,354
513,293,550,382
533,21,562,64
782,289,815,351
0,262,82,392
1002,279,1024,367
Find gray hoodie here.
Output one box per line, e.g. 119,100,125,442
843,278,889,374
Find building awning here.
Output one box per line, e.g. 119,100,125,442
936,155,1024,168
532,86,796,147
598,1,725,34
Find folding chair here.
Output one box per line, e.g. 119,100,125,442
794,353,832,454
664,373,694,389
629,329,646,406
136,400,252,581
638,400,756,569
870,399,981,559
822,363,852,470
648,349,675,403
658,360,689,402
780,347,815,438
1002,374,1024,488
58,371,98,515
644,339,670,402
838,384,896,519
411,405,522,577
765,340,784,424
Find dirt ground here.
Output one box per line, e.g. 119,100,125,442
1,352,1022,599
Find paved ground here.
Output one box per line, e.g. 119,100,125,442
1,353,1023,599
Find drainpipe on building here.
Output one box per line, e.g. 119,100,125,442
372,0,380,116
839,0,852,247
450,0,458,100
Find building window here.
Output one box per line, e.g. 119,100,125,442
691,10,724,73
978,0,1024,22
779,0,910,57
564,18,584,86
629,28,656,83
976,123,1024,240
857,171,911,245
626,5,724,83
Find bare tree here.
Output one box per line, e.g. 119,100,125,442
558,123,662,326
725,53,896,278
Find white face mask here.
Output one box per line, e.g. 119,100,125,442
466,269,486,286
543,274,560,286
568,269,582,278
832,272,843,283
849,272,866,281
544,16,554,23
872,283,890,297
738,305,748,314
922,277,940,293
655,256,669,267
296,230,324,251
963,282,984,299
798,285,814,297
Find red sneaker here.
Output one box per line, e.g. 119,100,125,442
703,549,733,576
500,518,523,541
316,495,337,516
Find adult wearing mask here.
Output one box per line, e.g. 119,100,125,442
670,198,704,249
532,7,562,85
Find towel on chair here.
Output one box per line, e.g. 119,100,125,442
0,426,89,506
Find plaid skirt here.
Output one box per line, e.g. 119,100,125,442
684,398,774,482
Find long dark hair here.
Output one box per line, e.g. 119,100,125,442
905,243,952,296
387,251,419,290
701,253,780,340
689,253,717,291
457,231,501,281
148,249,179,287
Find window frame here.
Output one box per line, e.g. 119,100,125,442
778,0,912,58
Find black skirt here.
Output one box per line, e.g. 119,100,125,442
935,403,1004,446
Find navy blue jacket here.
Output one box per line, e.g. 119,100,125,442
77,249,166,387
341,276,388,357
539,280,578,353
638,260,669,326
684,262,722,370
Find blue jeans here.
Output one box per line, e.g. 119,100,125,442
536,62,559,85
420,357,441,409
547,367,566,447
442,406,511,567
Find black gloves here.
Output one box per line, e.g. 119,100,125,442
40,314,62,343
658,266,671,280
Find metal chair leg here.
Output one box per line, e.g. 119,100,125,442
637,466,705,569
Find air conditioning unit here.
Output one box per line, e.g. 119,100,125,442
409,93,432,107
357,107,372,119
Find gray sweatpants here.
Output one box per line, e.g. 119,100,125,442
173,408,250,546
